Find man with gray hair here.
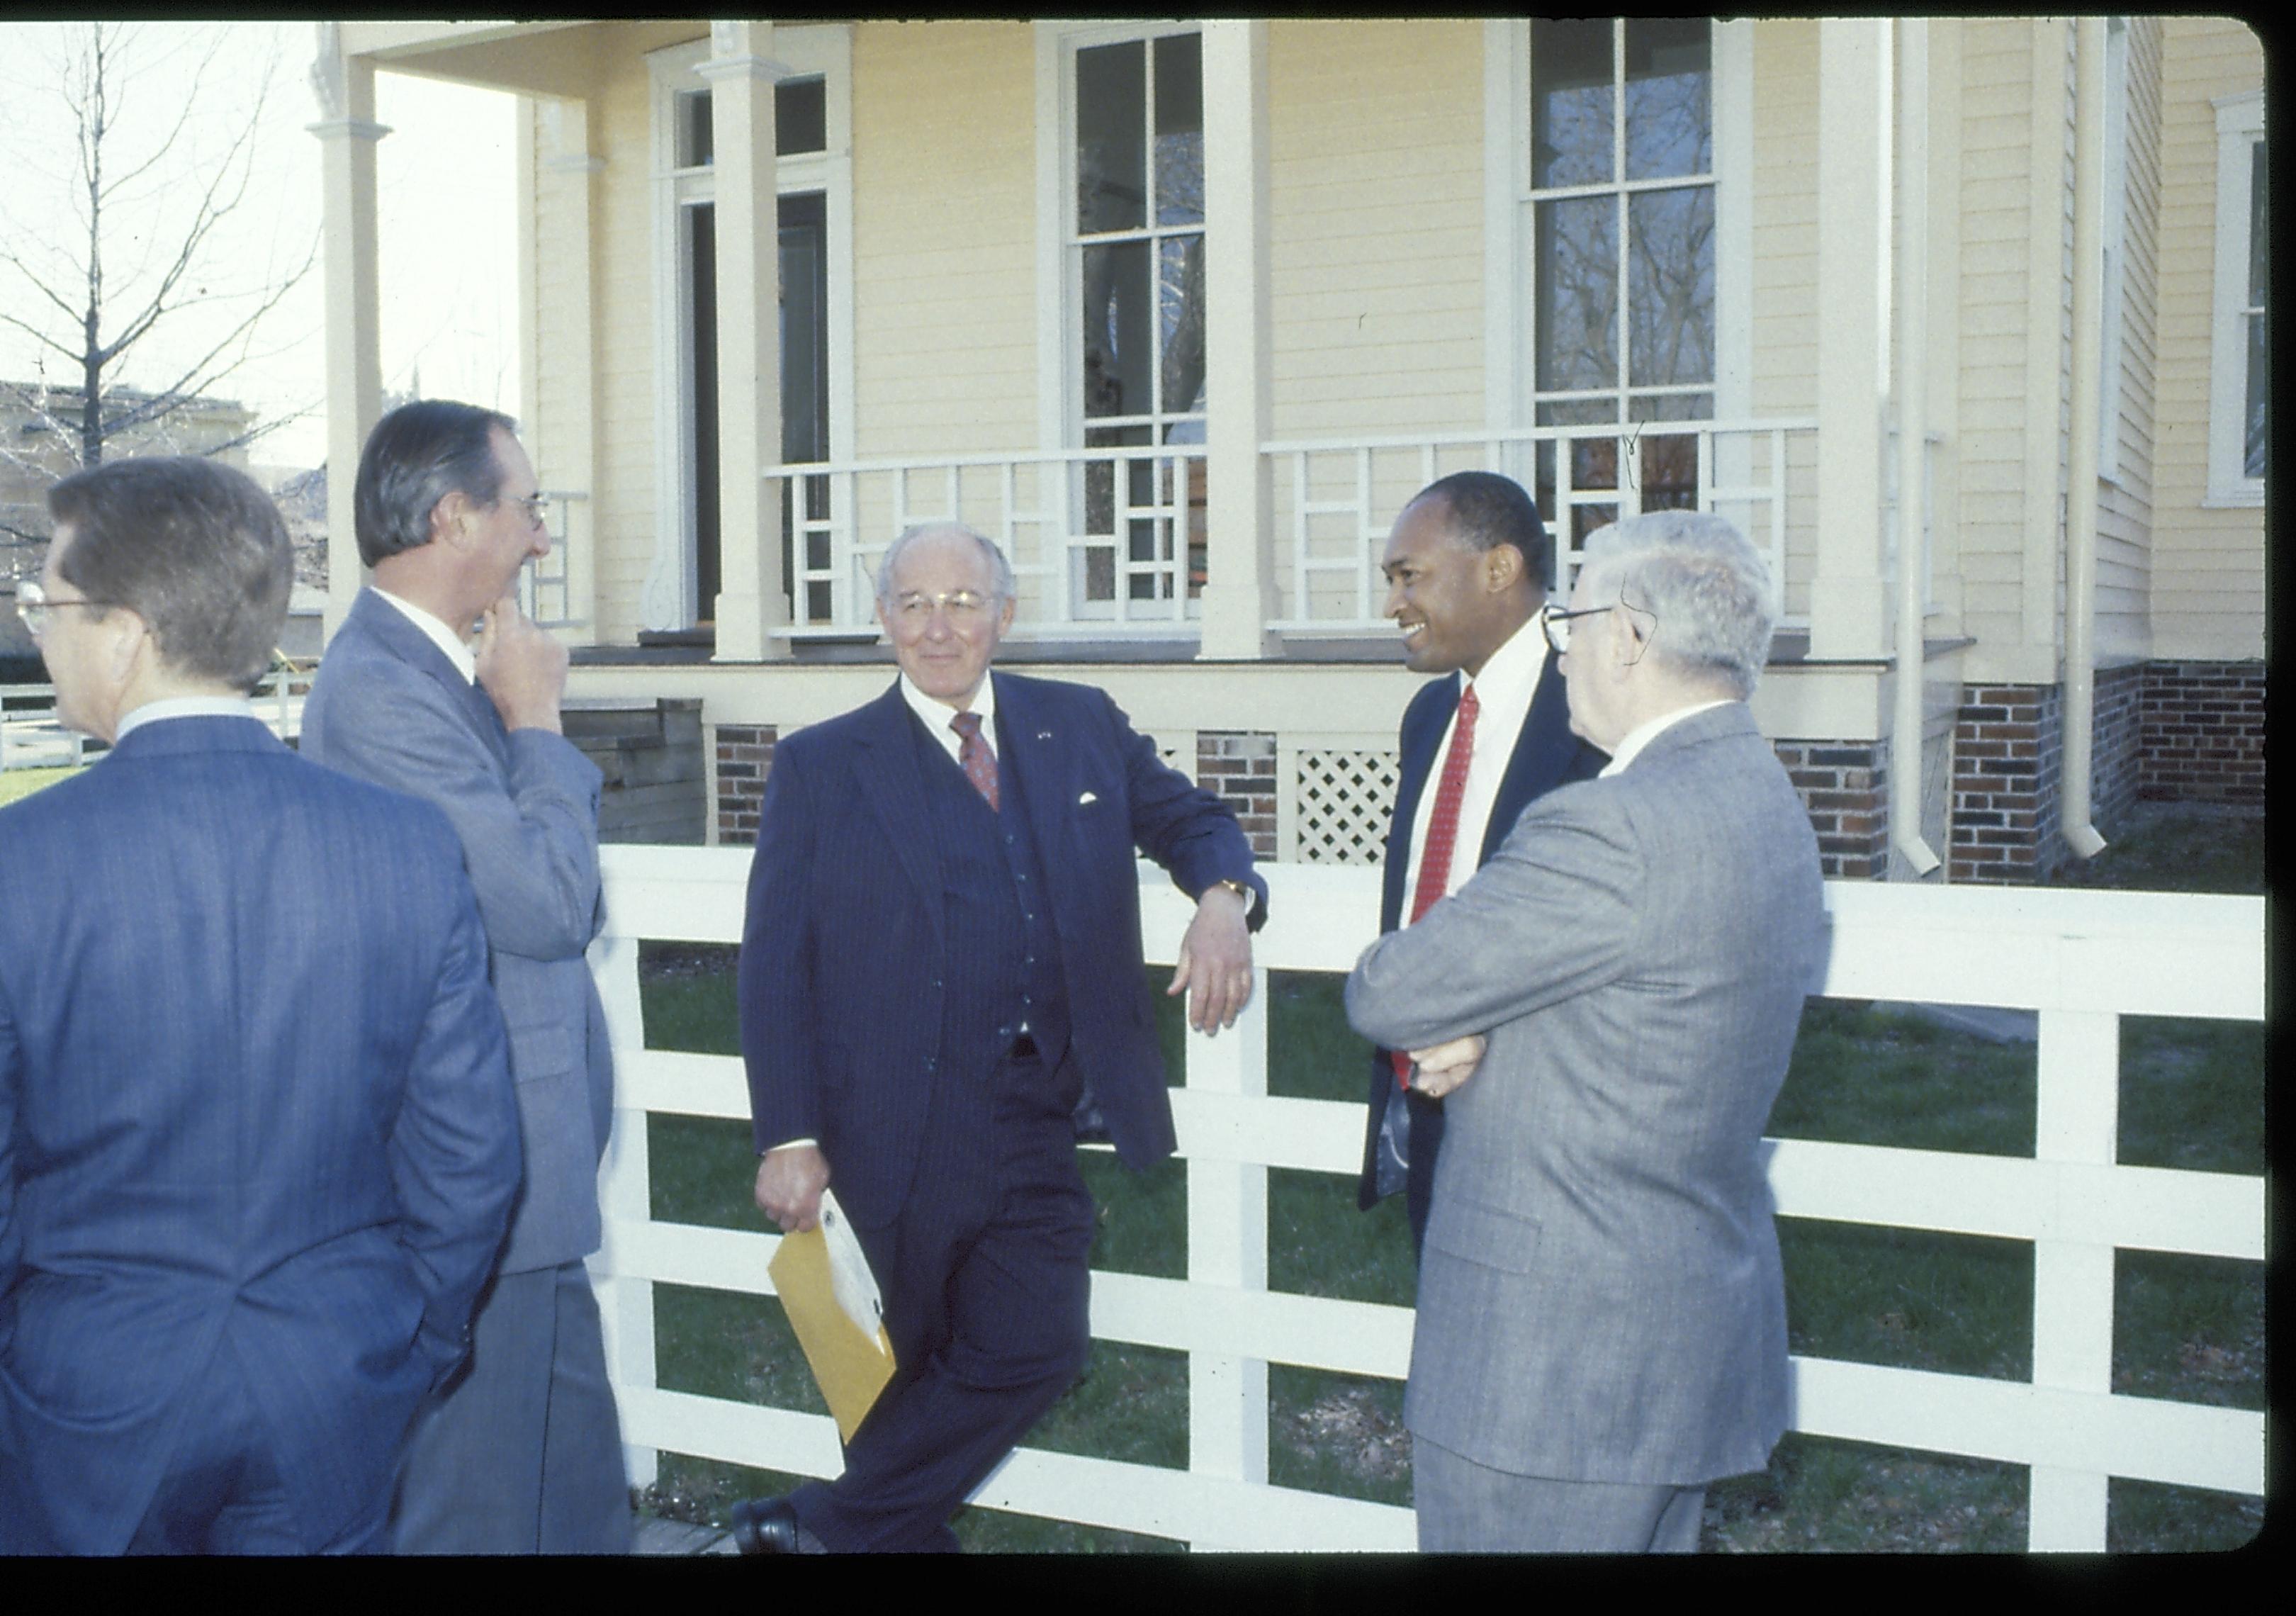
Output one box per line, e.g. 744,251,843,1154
731,520,1266,1553
1345,510,1826,1552
301,400,629,1553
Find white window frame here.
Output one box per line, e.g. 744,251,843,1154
2206,90,2264,508
1034,19,1208,624
1483,18,1752,577
2097,16,2129,486
641,28,854,631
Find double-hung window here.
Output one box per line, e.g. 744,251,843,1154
2207,91,2266,505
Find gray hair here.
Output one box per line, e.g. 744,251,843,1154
1575,510,1777,698
873,522,1016,605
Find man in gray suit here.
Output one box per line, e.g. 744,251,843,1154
301,400,630,1553
1346,510,1825,1553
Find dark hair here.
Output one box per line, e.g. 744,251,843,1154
47,456,293,693
354,399,519,568
1412,471,1552,591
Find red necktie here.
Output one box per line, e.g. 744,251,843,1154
951,710,999,812
1392,683,1478,1087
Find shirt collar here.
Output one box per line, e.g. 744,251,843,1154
1600,699,1735,778
372,586,478,685
1457,614,1547,708
113,695,261,744
899,669,997,750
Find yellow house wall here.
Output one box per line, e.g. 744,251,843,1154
848,22,1036,459
2150,16,2265,662
1264,18,1484,441
2094,15,2164,666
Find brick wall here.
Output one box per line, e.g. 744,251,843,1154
2140,660,2266,804
714,724,779,846
1774,741,1889,880
1197,729,1279,860
2093,663,2145,829
1951,683,2066,884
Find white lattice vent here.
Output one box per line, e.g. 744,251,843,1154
1295,748,1399,864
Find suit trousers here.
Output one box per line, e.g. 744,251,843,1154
393,1262,631,1554
1413,1435,1705,1553
792,1048,1096,1552
125,1335,390,1555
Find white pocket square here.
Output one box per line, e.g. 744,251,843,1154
1077,790,1099,806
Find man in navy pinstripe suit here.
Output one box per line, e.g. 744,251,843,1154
731,522,1267,1553
0,457,519,1554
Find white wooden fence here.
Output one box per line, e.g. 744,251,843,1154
587,850,2265,1552
0,670,308,770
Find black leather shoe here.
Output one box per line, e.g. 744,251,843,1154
730,1496,812,1555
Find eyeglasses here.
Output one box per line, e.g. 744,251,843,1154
888,589,998,624
1540,596,1657,663
501,492,549,528
14,579,125,637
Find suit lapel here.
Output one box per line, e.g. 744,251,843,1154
996,675,1072,858
852,683,945,947
1384,677,1456,931
350,590,509,765
1479,647,1587,865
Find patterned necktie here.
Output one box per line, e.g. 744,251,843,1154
950,710,999,812
1392,683,1478,1087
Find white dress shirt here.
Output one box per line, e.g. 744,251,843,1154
1402,617,1550,904
899,670,998,764
113,695,260,744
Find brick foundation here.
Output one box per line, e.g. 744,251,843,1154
1949,683,2065,884
2140,660,2266,804
1197,729,1278,860
714,724,778,846
1774,741,1889,880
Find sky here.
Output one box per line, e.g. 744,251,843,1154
0,21,518,473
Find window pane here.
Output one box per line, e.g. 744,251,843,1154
1624,18,1710,181
1532,18,1613,189
1077,41,1147,235
1626,186,1716,388
677,89,713,169
1536,196,1619,393
2248,140,2266,310
1083,241,1152,419
1159,235,1208,418
2244,313,2267,479
1154,33,1204,228
775,77,826,157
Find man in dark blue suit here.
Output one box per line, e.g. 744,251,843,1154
731,522,1266,1554
1356,473,1605,1252
0,457,520,1554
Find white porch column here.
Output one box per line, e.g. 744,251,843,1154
1195,19,1276,662
536,99,606,641
1809,18,1891,661
308,24,388,645
702,20,789,663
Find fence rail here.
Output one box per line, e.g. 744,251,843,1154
587,849,2263,1552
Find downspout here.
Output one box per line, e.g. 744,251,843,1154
2061,16,2108,859
1891,17,1942,876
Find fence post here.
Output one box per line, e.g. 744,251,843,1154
1183,965,1271,1550
2026,1005,2120,1549
587,925,660,1491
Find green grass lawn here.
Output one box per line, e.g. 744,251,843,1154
629,803,2264,1552
0,765,77,808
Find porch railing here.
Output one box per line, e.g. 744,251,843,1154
518,489,587,631
587,851,2264,1552
1261,417,1820,634
774,444,1208,640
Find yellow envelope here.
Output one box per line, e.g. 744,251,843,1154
767,1199,896,1443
